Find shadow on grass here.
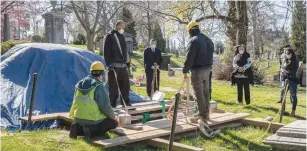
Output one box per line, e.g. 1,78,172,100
169,59,182,68
218,130,272,151
298,104,306,108
283,111,306,120
215,100,280,114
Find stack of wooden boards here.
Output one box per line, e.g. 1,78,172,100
264,120,306,151
92,112,250,148
19,100,173,123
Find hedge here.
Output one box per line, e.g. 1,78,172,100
1,40,28,55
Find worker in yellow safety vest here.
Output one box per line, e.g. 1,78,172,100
69,61,119,139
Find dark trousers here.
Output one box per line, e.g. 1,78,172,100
146,69,160,97
108,67,131,107
74,118,117,138
280,80,298,111
236,78,250,105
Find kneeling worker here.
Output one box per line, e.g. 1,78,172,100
69,61,118,139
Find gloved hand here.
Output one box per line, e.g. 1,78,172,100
151,66,154,69
126,62,131,68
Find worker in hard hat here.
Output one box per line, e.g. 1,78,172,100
183,21,214,123
69,61,118,139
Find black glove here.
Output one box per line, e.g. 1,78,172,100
126,62,131,68
108,65,114,71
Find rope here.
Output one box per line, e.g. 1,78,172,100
246,79,290,149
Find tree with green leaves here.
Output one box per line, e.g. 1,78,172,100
291,1,306,62
153,22,166,53
121,7,137,49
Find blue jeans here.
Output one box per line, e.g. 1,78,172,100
280,80,298,111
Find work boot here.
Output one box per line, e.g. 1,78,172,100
198,115,210,124
291,110,296,117
69,123,77,139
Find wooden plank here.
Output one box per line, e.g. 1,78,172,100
144,138,204,151
277,120,306,138
264,134,306,151
93,122,197,148
19,113,62,122
241,118,285,132
129,104,170,115
116,100,173,110
19,101,172,122
111,112,234,136
93,113,250,148
277,129,306,138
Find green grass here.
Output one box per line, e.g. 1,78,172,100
2,45,305,151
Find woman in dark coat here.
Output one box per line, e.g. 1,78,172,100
231,45,253,105
280,47,299,117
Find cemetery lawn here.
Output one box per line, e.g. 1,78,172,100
2,46,305,151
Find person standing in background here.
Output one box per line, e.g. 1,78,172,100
143,39,163,97
103,20,132,108
231,45,253,105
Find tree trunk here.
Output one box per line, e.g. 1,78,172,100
251,1,260,58
235,1,248,46
87,31,94,51
226,1,237,46
147,1,152,46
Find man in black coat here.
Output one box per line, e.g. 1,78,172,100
103,20,131,108
143,39,163,97
183,21,214,123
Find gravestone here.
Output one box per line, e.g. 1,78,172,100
42,12,65,44
161,55,171,70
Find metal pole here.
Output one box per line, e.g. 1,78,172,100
28,73,38,124
279,79,289,123
168,93,181,151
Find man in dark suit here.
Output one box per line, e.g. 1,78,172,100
143,39,163,97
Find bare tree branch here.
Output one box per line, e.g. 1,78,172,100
70,1,87,30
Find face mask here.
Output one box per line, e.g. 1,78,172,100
286,54,292,59
119,29,124,34
151,45,156,48
239,50,244,54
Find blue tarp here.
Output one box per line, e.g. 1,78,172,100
0,43,145,129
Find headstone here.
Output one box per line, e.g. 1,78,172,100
161,55,171,70
123,32,133,53
42,12,65,44
3,13,10,42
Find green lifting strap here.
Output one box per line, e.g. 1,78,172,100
160,100,166,118
142,113,151,124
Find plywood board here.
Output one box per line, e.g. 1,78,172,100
241,118,285,132
19,113,63,122
93,113,250,148
111,112,234,135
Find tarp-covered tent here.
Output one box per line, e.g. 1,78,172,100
0,43,145,129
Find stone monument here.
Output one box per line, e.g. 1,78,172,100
42,1,65,44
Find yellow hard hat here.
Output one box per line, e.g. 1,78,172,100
187,21,199,32
90,61,105,71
